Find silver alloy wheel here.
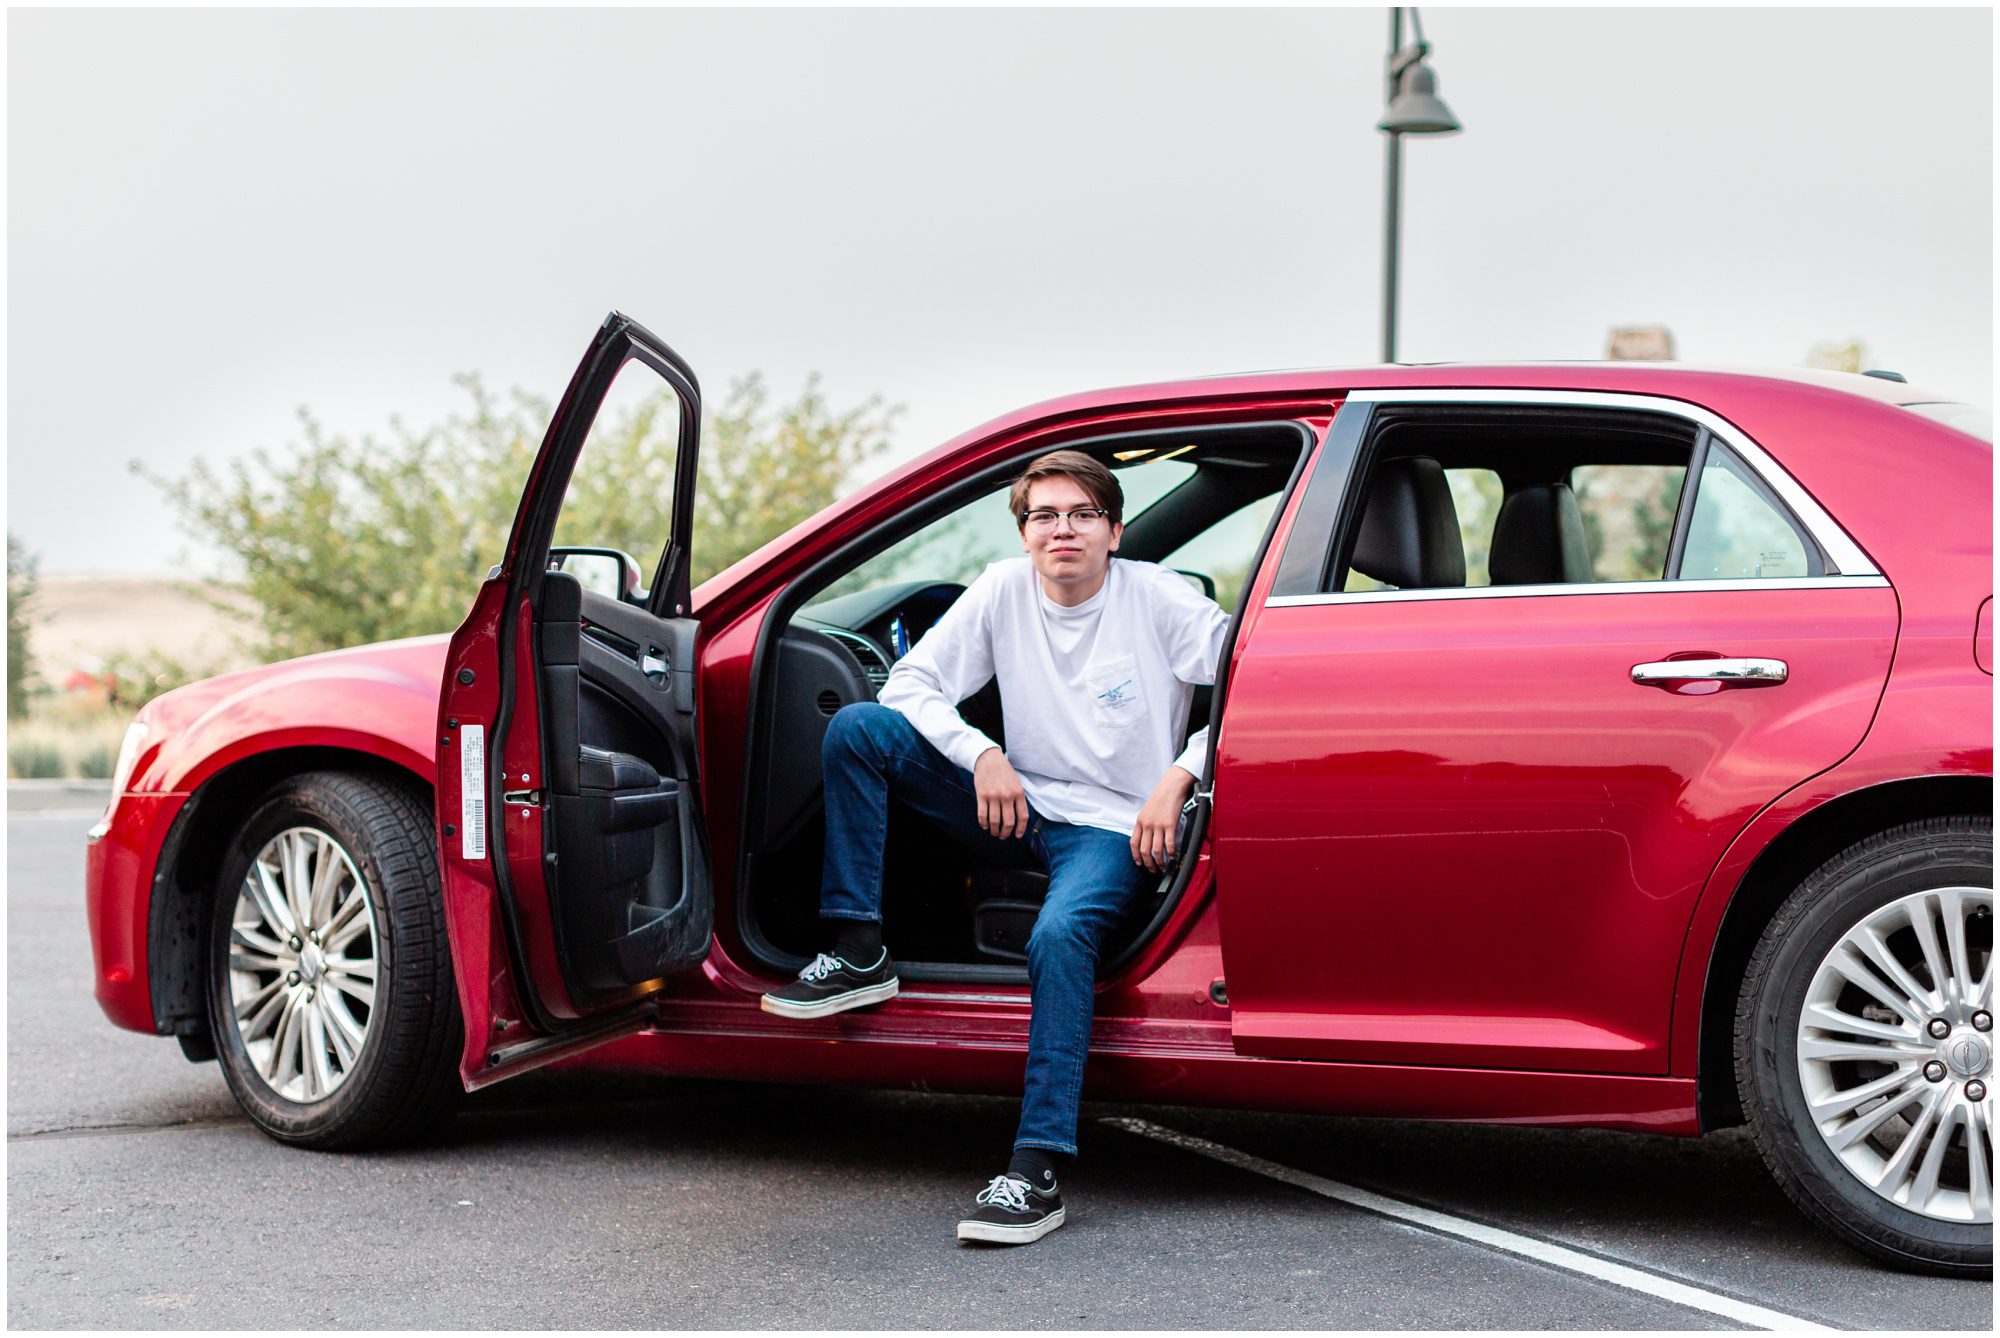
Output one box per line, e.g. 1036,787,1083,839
1798,885,1994,1223
227,826,379,1103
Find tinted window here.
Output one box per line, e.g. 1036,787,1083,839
1342,466,1500,593
1676,446,1822,580
1448,468,1504,587
1572,464,1685,581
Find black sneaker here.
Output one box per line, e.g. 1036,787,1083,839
956,1173,1065,1245
759,950,899,1019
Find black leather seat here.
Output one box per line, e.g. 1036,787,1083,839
1489,483,1593,585
1350,457,1466,589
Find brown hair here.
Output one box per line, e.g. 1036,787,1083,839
1007,450,1123,530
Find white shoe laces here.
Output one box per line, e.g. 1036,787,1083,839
799,952,844,983
975,1175,1033,1212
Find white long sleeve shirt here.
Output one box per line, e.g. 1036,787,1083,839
875,556,1231,836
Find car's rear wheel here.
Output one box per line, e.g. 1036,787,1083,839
1736,816,1993,1275
205,771,462,1148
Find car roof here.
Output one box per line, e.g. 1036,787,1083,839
903,362,1972,481
1145,360,1962,407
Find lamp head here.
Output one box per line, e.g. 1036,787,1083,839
1379,62,1461,135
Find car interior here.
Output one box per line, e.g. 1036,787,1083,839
734,421,1313,983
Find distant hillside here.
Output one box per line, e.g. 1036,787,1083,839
25,576,260,680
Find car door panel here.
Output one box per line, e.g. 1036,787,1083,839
1215,581,1898,1074
435,313,712,1087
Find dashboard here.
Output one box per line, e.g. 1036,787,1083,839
754,580,968,847
791,579,968,692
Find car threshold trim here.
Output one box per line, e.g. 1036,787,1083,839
1103,1118,1837,1332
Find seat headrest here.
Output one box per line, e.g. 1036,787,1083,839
1350,457,1466,590
1489,483,1594,585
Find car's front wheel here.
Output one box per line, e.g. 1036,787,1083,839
205,771,463,1148
1737,816,1992,1275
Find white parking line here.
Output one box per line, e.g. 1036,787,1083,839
1102,1117,1836,1333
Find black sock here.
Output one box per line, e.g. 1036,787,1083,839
1008,1147,1064,1190
828,919,882,964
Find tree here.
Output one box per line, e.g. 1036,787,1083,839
692,374,899,585
146,373,898,662
7,536,36,719
1806,338,1868,374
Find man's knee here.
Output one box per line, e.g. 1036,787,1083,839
1027,905,1105,970
824,701,904,764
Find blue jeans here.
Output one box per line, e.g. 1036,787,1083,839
819,702,1146,1155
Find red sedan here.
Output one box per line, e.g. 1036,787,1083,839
87,314,1992,1273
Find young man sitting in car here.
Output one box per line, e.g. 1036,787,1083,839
762,448,1230,1245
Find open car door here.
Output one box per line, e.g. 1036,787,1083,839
435,312,712,1088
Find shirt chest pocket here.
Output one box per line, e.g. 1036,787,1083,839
1082,653,1147,731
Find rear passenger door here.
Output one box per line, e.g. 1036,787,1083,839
1211,390,1898,1074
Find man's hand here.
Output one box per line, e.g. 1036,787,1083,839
1132,766,1198,872
973,748,1031,839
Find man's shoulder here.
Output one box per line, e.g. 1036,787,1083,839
1115,559,1209,601
970,556,1034,594
955,557,1034,614
1113,558,1178,587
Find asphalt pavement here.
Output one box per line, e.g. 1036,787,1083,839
8,792,1994,1329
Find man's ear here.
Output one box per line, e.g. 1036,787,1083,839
1109,520,1123,554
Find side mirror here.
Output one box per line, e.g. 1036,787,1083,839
550,547,644,602
1174,568,1218,601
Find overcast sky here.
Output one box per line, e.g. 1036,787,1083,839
7,5,1992,577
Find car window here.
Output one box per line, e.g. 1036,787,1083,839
1330,403,1709,593
1572,464,1686,582
549,357,683,587
1447,468,1503,587
1676,445,1823,580
1158,490,1282,612
806,458,1197,606
1344,466,1501,592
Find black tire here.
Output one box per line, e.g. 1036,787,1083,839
1735,815,1993,1276
205,770,463,1149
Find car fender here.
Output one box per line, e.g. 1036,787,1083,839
132,637,448,797
1669,668,1993,1080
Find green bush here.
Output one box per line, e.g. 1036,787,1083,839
8,536,35,720
8,736,64,779
98,651,228,712
73,737,119,779
7,700,134,780
143,372,898,663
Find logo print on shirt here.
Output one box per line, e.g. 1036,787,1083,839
1085,654,1145,729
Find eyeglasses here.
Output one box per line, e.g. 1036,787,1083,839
1020,507,1111,532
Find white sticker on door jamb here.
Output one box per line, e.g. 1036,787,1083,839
460,724,487,860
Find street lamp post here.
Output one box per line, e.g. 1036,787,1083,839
1378,7,1461,363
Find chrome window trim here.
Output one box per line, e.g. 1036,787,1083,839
1342,387,1879,578
1265,574,1891,608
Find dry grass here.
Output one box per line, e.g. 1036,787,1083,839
9,695,132,779
10,575,260,779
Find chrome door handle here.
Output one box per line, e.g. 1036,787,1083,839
1631,657,1789,685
